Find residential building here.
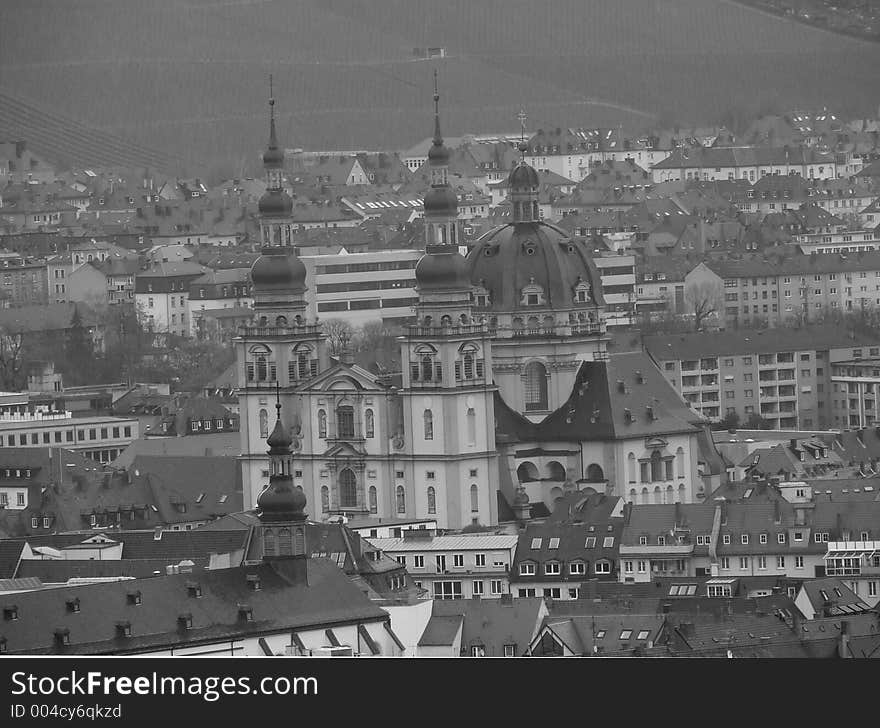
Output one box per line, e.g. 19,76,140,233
135,261,210,337
188,268,253,337
644,325,880,428
366,531,518,600
651,146,838,183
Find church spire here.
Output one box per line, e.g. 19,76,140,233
257,390,306,525
432,69,443,147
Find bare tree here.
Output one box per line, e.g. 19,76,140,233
685,280,723,331
322,318,354,357
0,327,27,390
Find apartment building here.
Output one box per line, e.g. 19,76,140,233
651,146,838,183
300,249,422,327
644,326,880,428
0,410,138,462
366,531,519,600
795,229,880,255
592,253,636,327
687,250,880,330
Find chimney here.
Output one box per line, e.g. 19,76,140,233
838,620,850,658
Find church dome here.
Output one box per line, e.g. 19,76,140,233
508,160,540,189
251,248,306,293
256,478,307,523
258,189,293,217
423,186,458,217
466,222,605,312
415,247,470,292
427,139,450,165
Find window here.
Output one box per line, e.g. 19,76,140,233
364,409,374,438
475,554,486,567
569,561,585,575
503,644,516,657
520,563,536,576
423,409,434,440
413,555,424,569
317,410,327,438
619,630,633,640
470,484,479,513
776,556,785,569
531,538,542,549
740,557,748,570
594,561,611,575
427,486,436,515
795,556,804,569
337,405,355,439
603,536,614,548
741,534,749,545
490,580,503,595
396,486,406,514
545,561,561,575
721,557,730,570
759,533,767,544
453,554,464,568
433,581,463,600
523,361,548,410
339,469,357,509
758,556,767,570
472,581,484,597
584,537,596,548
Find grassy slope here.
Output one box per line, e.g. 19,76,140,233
1,0,877,176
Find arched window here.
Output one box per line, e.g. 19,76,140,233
641,487,648,504
337,405,355,439
470,484,479,513
369,486,377,514
463,352,474,379
627,453,636,482
440,315,452,328
650,451,663,482
629,488,636,503
365,409,374,439
678,483,686,503
676,447,685,478
321,486,329,513
666,484,673,504
423,409,433,440
396,486,406,514
259,408,269,438
547,461,566,480
275,315,287,327
339,469,357,509
317,409,327,439
263,528,276,556
278,528,292,555
427,486,436,515
524,361,548,411
466,407,476,445
517,462,539,483
586,463,604,482
653,486,661,504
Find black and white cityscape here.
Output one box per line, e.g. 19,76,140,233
1,0,880,660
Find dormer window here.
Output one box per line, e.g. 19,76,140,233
573,277,591,304
520,277,545,307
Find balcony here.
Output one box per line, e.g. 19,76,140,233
238,323,323,338
619,544,694,556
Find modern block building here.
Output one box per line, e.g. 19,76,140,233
645,325,880,429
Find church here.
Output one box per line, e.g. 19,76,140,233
235,80,722,530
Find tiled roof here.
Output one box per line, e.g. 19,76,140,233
366,535,518,552
417,615,463,647
427,597,546,656
0,558,388,655
704,250,880,279
798,577,869,615
0,540,25,579
644,324,880,361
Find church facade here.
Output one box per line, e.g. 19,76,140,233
235,82,718,530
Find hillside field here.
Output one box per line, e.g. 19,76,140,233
1,0,878,176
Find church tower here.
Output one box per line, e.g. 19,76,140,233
236,84,329,509
398,73,499,529
255,397,309,581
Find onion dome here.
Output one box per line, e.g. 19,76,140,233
266,417,292,449
423,185,458,217
256,478,307,523
415,246,470,291
257,189,293,217
250,248,306,293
